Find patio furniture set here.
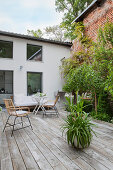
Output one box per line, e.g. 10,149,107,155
3,93,59,136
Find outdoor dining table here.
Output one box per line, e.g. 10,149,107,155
33,95,47,115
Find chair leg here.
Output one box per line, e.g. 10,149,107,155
3,115,11,132
41,106,46,117
26,115,33,130
54,106,59,117
11,116,18,136
21,117,23,128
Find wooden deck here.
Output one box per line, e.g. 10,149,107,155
1,110,113,170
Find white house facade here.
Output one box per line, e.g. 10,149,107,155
0,31,71,104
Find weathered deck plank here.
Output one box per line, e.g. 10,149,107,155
20,129,54,170
1,110,113,170
28,126,81,169
2,111,27,170
25,128,69,170
0,112,13,170
31,114,110,170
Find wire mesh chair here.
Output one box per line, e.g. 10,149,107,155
3,99,33,136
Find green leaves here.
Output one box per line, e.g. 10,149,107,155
63,63,104,95
105,61,113,98
27,25,68,41
62,112,95,148
62,98,96,148
44,25,67,41
98,21,113,48
62,21,113,114
95,22,113,97
27,29,43,38
55,0,93,40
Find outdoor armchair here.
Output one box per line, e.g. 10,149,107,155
3,99,33,136
42,95,59,116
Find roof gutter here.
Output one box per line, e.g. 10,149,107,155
0,30,72,47
72,0,102,23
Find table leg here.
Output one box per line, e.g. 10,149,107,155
33,104,38,114
36,105,41,115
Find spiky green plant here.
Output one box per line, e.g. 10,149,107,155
62,112,95,148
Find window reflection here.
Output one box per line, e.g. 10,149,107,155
27,72,42,95
0,40,13,59
0,71,13,94
27,44,42,61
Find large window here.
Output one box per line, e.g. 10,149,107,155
27,44,42,61
0,40,13,59
0,71,13,94
27,72,42,95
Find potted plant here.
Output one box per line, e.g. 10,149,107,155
62,99,96,148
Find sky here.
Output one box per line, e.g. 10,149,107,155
0,0,63,34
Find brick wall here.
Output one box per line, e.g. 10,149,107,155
73,0,113,51
84,0,113,42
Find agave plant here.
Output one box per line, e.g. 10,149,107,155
62,112,95,148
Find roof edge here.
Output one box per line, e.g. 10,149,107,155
0,30,72,47
72,0,102,23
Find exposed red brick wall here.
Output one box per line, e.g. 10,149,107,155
73,0,113,51
84,0,113,42
72,39,82,52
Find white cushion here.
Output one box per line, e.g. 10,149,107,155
11,110,28,116
14,94,37,106
14,94,24,105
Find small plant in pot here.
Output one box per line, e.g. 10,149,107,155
62,99,96,148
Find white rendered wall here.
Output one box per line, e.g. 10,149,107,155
0,35,70,100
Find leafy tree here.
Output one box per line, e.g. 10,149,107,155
94,21,113,97
63,63,104,112
55,0,93,40
60,22,94,77
27,29,43,38
27,25,68,41
61,21,113,114
45,25,67,41
105,62,113,98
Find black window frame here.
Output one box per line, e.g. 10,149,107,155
27,72,42,95
27,43,42,62
0,70,13,94
0,40,13,59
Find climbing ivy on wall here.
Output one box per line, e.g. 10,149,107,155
61,21,113,114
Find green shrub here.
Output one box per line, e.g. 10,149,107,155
90,111,112,122
83,99,93,113
97,91,112,115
